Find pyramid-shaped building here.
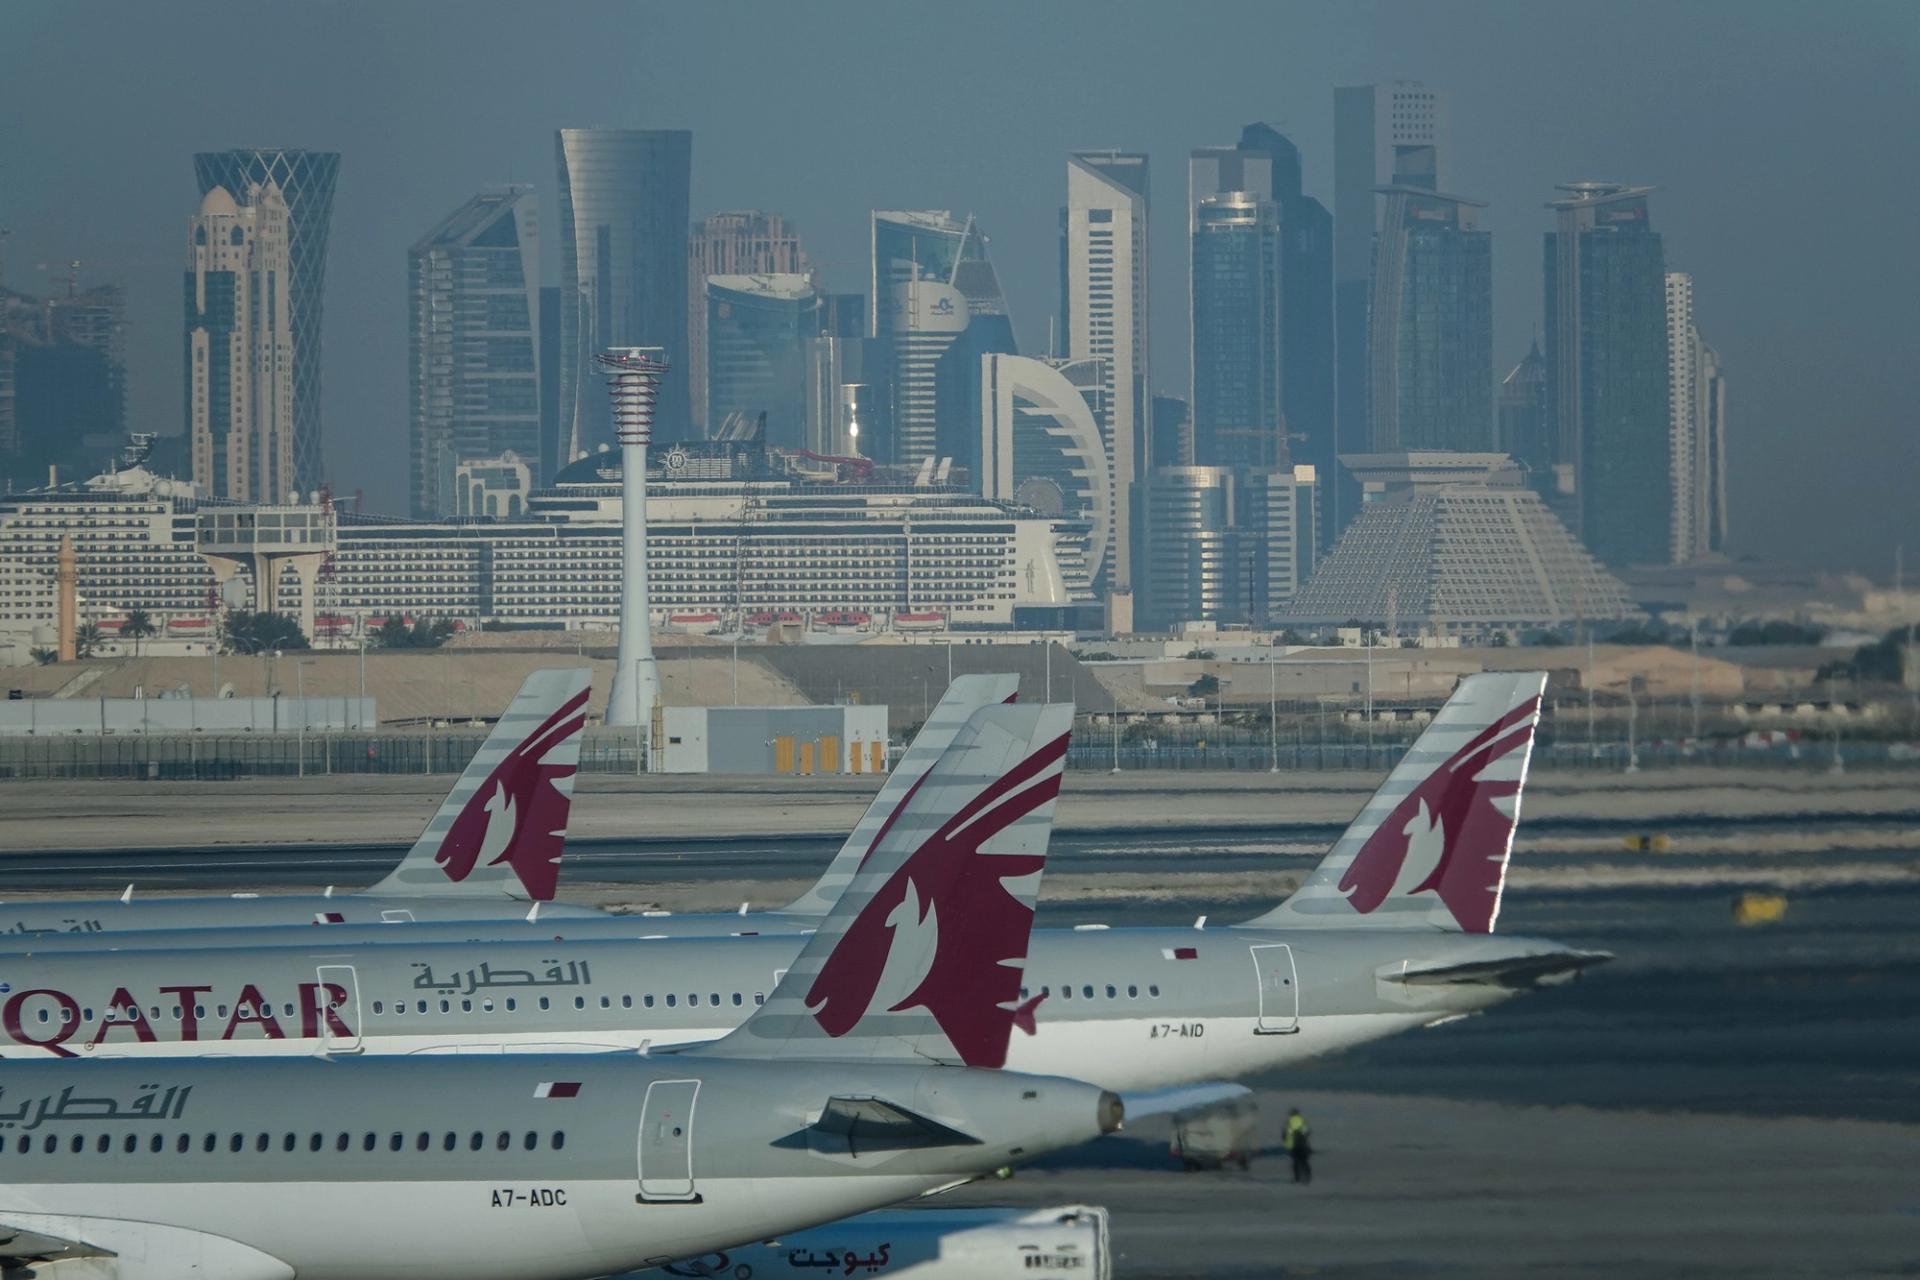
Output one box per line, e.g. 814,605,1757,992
1282,453,1639,636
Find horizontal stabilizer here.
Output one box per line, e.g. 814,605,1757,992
0,1214,293,1279
812,1095,981,1154
1392,949,1612,990
1120,1081,1252,1120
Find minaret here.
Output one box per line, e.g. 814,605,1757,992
598,347,669,736
56,535,78,662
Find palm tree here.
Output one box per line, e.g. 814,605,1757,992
75,624,104,659
122,608,156,658
28,647,58,666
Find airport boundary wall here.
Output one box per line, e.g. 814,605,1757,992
0,729,1905,781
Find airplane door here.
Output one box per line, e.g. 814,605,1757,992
637,1079,702,1204
1250,945,1300,1035
314,964,364,1053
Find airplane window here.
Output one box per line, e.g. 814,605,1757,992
539,997,551,1011
552,1131,565,1150
96,1135,110,1154
362,1133,376,1152
150,1135,163,1153
1082,985,1095,999
13,1135,25,1155
496,1131,511,1151
44,1136,57,1154
622,995,633,1009
1020,987,1030,999
203,1134,217,1154
416,1001,428,1014
124,1135,138,1154
195,1005,206,1019
255,1134,269,1153
1106,985,1117,998
35,1008,46,1023
469,1132,483,1151
754,994,765,1006
574,996,586,1010
523,1131,537,1150
599,996,611,1010
1149,985,1161,997
461,999,473,1013
416,1133,430,1152
177,1135,189,1154
443,1133,457,1151
1060,987,1071,1000
283,1134,296,1153
1128,985,1138,998
732,993,743,1007
439,1000,450,1014
505,999,517,1012
229,1135,243,1153
309,1134,322,1152
666,994,677,1008
389,1133,403,1152
336,1134,350,1152
217,1006,228,1018
644,995,655,1008
372,1001,384,1015
709,994,720,1006
71,1135,84,1154
238,1003,252,1018
283,1004,295,1018
172,1007,183,1021
394,1003,406,1017
60,1008,72,1024
482,999,494,1013
83,1007,94,1022
687,994,697,1007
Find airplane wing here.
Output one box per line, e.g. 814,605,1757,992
1120,1081,1252,1120
0,1216,293,1279
1391,949,1613,990
811,1095,983,1156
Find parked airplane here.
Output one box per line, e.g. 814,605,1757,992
0,702,1121,1280
0,668,600,934
0,675,1604,1095
0,673,1018,944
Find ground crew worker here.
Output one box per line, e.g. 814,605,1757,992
1283,1107,1312,1184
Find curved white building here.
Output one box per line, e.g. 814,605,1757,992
979,354,1112,596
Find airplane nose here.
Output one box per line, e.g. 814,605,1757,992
1098,1091,1125,1134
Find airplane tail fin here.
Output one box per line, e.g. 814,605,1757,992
1242,672,1546,934
703,701,1073,1068
362,667,591,902
780,673,1021,915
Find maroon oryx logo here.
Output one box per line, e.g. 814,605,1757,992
805,731,1068,1067
436,688,588,900
1337,695,1539,932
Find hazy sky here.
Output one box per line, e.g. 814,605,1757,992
3,0,1915,576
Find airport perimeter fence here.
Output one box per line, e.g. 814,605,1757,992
0,727,1909,781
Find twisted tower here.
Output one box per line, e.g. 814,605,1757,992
598,347,668,733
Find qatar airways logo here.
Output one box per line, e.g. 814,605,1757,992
1,982,354,1059
805,732,1068,1068
438,688,587,900
1337,695,1539,934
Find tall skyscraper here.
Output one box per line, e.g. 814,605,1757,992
185,183,294,501
554,129,693,459
868,212,1012,466
1062,150,1150,629
407,187,541,517
705,273,820,448
1665,272,1730,562
1333,85,1449,528
538,284,561,481
193,149,339,493
1496,339,1553,477
1190,192,1283,468
0,277,127,478
1190,124,1335,540
979,354,1114,594
1544,182,1670,567
687,211,807,434
1366,188,1492,452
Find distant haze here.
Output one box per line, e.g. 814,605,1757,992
2,0,1914,576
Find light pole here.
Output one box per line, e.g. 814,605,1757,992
295,659,312,779
1269,662,1279,773
1625,684,1640,774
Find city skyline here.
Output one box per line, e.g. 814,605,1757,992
1,1,1913,576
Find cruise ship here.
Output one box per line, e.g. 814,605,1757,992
0,438,1090,651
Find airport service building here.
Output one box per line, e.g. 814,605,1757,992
0,439,1089,651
